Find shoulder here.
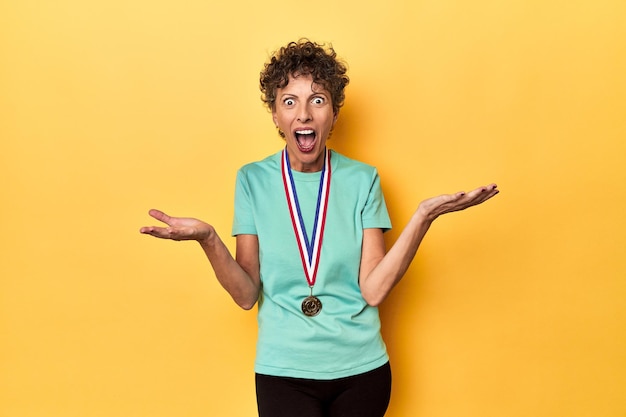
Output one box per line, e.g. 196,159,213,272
331,150,381,179
237,150,282,177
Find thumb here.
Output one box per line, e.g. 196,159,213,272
148,209,173,225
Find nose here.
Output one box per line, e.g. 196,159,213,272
297,103,312,122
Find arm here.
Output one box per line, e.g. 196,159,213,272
359,184,499,306
140,209,261,310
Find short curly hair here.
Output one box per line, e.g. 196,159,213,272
260,39,349,115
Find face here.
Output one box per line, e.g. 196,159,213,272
273,73,337,172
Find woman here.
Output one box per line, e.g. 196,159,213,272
140,39,498,417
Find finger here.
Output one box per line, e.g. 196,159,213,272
447,184,496,208
467,184,497,197
148,209,173,225
465,184,499,205
478,184,499,198
139,226,169,238
139,226,182,240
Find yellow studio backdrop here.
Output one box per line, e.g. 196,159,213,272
1,0,625,416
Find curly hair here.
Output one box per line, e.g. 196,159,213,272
260,39,349,115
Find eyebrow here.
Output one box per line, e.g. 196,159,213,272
279,91,330,100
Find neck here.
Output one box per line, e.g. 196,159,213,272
288,149,327,173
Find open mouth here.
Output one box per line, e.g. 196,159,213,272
295,129,316,152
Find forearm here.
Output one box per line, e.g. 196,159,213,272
360,184,499,306
198,233,260,310
361,210,433,306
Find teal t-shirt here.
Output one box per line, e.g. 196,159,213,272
232,149,392,379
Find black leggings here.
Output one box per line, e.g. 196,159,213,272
255,362,392,417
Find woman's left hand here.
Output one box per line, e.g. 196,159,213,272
417,183,499,223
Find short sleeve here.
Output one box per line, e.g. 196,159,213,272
232,169,258,236
361,169,392,231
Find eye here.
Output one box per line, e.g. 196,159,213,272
283,98,295,106
312,97,325,105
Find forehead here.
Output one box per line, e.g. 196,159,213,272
279,73,329,95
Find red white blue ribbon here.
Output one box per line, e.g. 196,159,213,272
281,148,331,288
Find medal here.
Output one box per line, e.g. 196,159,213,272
281,148,331,317
302,286,322,316
302,295,322,316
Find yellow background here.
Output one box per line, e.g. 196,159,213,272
1,0,625,416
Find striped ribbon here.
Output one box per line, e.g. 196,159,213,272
281,148,331,288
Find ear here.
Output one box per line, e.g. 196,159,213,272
272,110,278,127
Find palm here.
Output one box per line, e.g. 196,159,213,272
419,184,499,221
139,209,213,241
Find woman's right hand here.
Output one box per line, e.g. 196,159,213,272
139,209,214,242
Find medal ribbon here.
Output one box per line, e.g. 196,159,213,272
281,148,331,288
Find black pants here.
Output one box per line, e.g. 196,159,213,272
255,362,392,417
